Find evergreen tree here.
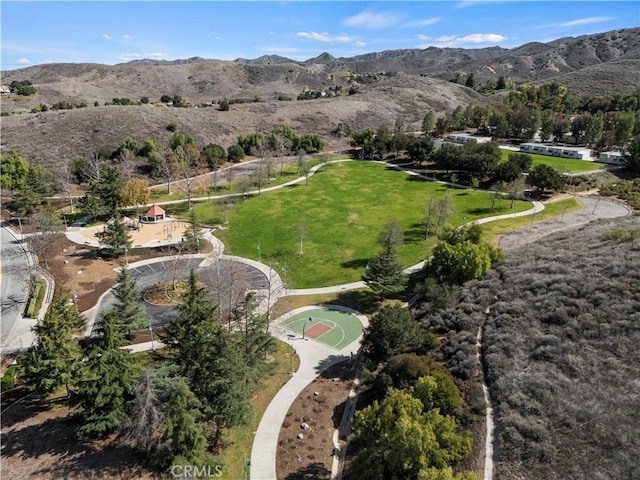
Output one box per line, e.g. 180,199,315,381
124,366,208,470
361,305,418,364
235,293,276,378
363,221,407,298
622,135,640,176
75,312,140,438
163,270,251,444
110,263,149,336
101,211,132,258
18,292,84,398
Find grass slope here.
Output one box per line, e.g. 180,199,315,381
194,161,532,288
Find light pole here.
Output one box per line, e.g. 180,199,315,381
62,211,68,229
302,317,313,340
291,349,296,375
72,291,79,313
124,246,129,266
148,321,155,351
257,241,261,263
196,237,200,254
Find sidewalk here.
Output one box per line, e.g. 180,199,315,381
250,305,368,480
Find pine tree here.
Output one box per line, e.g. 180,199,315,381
163,270,251,444
123,366,208,470
75,311,140,438
362,221,407,298
110,262,149,336
18,292,84,398
101,211,132,258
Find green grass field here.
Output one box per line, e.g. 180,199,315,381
192,161,532,288
280,308,364,350
500,150,607,173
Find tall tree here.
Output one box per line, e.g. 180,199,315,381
351,388,472,480
100,212,132,259
163,270,251,443
1,150,29,190
110,263,149,336
422,111,436,136
76,311,140,437
361,305,418,364
123,366,208,470
621,135,640,176
363,220,407,298
25,210,64,269
121,178,150,214
18,292,84,398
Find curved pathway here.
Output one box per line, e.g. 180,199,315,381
250,305,368,480
60,159,632,480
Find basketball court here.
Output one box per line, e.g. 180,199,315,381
278,307,364,350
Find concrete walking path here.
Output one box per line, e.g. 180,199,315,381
250,305,368,480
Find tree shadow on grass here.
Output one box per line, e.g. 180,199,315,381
340,258,369,270
330,289,381,315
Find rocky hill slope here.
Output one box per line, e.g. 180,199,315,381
1,28,638,168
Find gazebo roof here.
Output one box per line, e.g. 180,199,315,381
146,204,165,216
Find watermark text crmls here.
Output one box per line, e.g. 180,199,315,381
171,464,223,478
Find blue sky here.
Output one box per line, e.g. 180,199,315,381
2,1,638,70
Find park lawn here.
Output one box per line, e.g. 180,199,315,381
147,158,325,204
193,161,532,288
483,197,583,245
500,150,607,173
222,339,297,479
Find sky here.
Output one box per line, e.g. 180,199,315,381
1,1,639,70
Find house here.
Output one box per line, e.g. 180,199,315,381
598,151,623,165
0,85,10,95
445,132,492,144
520,143,592,160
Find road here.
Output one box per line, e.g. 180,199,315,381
0,224,33,352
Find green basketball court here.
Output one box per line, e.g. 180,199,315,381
279,307,364,350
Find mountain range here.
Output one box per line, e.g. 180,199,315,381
1,27,638,168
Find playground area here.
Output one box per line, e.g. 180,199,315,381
75,218,191,247
278,307,364,350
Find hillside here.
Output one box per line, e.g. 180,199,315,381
0,74,486,169
1,27,639,168
421,215,640,479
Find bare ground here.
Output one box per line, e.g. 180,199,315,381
276,359,356,480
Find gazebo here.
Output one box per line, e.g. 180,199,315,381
143,204,166,222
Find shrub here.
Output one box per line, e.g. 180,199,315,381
166,123,177,132
603,228,639,243
1,366,18,390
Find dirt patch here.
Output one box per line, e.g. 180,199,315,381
46,236,209,312
276,359,356,480
0,397,155,480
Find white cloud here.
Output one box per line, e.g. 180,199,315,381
296,32,353,43
343,10,401,29
102,34,111,40
16,57,31,65
557,16,615,27
118,53,142,61
122,34,130,39
435,33,506,45
407,17,442,27
148,52,165,59
417,34,432,41
353,41,367,48
454,0,498,9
